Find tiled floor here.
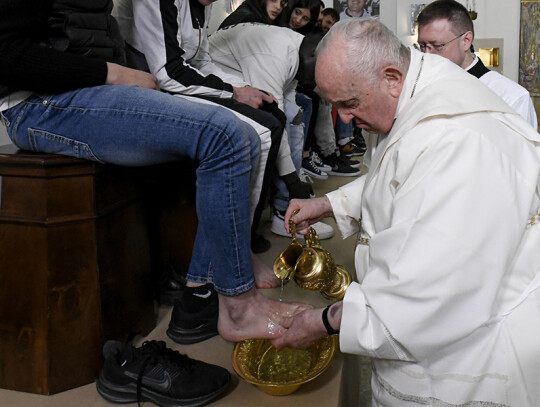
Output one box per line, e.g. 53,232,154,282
0,162,372,407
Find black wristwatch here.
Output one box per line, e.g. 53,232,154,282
322,304,340,335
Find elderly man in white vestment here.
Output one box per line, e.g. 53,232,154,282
271,18,540,406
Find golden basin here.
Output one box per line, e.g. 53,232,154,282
232,336,338,396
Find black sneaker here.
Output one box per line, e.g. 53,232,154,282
96,340,230,407
167,284,218,345
339,139,366,157
301,156,328,180
323,153,361,177
340,153,362,169
352,132,367,151
251,232,271,254
155,263,187,306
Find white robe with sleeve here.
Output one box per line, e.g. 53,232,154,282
327,49,540,406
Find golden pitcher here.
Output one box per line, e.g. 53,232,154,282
273,212,351,300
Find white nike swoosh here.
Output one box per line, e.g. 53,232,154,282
193,290,212,299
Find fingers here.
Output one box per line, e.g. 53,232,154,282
263,91,277,104
271,336,288,349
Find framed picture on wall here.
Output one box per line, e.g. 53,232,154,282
519,1,540,96
333,0,380,20
410,4,426,35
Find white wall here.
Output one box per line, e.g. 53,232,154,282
370,0,521,81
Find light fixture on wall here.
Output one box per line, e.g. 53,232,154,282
467,0,477,20
478,47,499,67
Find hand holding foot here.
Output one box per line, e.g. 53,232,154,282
217,287,312,343
272,302,342,349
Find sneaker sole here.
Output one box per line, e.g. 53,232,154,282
270,225,306,239
327,170,361,177
317,165,332,172
167,320,219,345
349,161,362,168
96,372,230,407
301,167,328,180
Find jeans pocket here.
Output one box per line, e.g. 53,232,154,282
28,128,105,163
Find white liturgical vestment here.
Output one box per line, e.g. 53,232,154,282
327,49,540,406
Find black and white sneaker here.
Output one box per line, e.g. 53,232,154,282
301,156,328,180
309,151,332,172
167,284,219,345
96,340,230,407
323,153,361,177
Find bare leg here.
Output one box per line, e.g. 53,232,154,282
217,287,312,342
251,253,283,289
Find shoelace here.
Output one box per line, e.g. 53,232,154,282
311,152,324,167
135,341,195,406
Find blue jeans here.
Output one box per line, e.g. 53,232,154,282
272,99,305,212
0,85,260,295
295,92,312,146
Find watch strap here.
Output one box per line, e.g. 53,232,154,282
322,304,339,335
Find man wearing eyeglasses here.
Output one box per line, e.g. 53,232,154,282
417,0,537,129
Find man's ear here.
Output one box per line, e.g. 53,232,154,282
382,66,404,98
462,30,474,52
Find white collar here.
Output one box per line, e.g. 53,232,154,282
463,53,478,71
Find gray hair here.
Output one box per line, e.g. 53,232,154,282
316,18,410,83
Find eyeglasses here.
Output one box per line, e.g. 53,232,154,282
417,32,466,53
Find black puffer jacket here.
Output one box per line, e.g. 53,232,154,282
48,0,126,65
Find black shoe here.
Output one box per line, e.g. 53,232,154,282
96,340,230,407
323,153,361,177
251,233,271,254
353,127,366,152
340,153,362,169
167,284,219,345
339,139,366,157
155,263,187,306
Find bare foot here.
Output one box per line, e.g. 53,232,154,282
251,253,283,289
217,287,312,342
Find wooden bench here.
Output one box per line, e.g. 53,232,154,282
0,144,198,395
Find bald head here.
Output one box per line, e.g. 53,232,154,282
316,18,410,84
314,19,409,135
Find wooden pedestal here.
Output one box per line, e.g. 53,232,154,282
0,145,156,395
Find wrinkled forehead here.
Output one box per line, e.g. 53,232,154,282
315,46,350,93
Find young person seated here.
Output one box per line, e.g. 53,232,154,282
210,23,335,240
0,1,310,405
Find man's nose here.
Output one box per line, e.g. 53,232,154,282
338,110,354,124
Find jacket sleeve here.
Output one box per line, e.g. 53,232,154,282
0,0,107,95
326,175,367,239
129,0,240,98
189,6,247,88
